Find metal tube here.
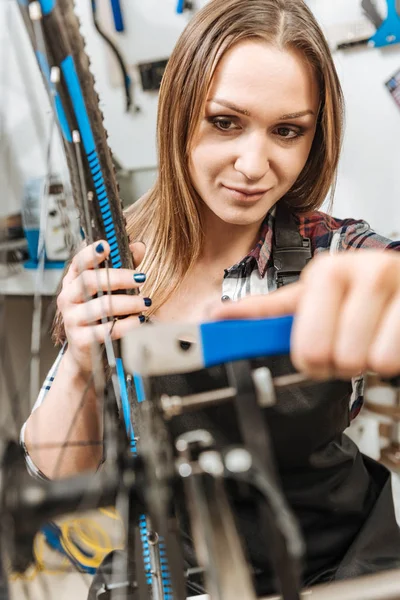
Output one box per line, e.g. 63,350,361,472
161,387,236,417
161,373,314,418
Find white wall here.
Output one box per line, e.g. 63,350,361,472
1,0,400,235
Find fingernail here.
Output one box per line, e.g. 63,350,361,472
143,297,152,307
95,242,105,254
138,315,146,324
134,273,146,283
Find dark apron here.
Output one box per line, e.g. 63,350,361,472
89,201,400,598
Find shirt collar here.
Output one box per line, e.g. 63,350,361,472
226,207,276,278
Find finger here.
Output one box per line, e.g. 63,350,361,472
130,242,146,269
332,281,394,380
368,292,400,377
210,282,303,320
78,314,143,345
65,294,151,326
63,269,146,304
63,240,110,286
290,262,347,379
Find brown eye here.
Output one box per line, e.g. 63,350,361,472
217,120,232,130
277,127,296,138
210,117,238,131
275,126,303,140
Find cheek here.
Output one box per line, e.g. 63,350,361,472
190,141,228,187
276,141,314,184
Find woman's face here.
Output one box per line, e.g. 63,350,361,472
189,40,320,227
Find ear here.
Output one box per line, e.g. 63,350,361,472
129,241,146,269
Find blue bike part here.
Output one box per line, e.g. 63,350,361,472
133,373,146,403
116,358,136,453
35,51,72,143
61,54,122,268
369,0,400,47
200,316,293,368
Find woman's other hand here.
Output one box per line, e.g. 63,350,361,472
211,251,400,380
57,240,149,374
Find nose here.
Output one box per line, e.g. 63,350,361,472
234,133,270,181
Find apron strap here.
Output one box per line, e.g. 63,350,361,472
273,201,312,288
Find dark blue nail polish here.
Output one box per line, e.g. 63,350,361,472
134,273,146,283
138,315,146,324
95,242,104,254
143,298,152,307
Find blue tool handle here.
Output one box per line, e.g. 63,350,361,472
200,316,293,368
369,0,400,46
110,0,124,32
387,0,398,18
176,0,185,14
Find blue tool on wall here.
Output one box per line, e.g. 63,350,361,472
337,0,400,50
176,0,192,14
91,0,133,111
368,0,400,46
110,0,124,32
362,0,384,28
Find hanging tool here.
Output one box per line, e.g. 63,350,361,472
361,0,384,28
369,0,400,46
337,0,400,50
110,0,125,32
91,0,134,112
176,0,193,14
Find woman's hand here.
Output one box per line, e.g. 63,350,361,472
212,251,400,380
57,240,149,374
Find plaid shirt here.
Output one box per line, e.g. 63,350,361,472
21,209,400,476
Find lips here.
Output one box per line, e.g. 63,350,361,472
222,185,269,201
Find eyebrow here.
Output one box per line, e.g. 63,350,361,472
208,98,315,119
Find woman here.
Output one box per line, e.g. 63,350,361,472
22,0,400,596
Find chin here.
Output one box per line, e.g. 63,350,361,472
226,215,256,225
215,206,269,227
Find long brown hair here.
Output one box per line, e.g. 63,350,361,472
125,0,344,315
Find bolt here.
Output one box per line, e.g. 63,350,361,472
198,451,224,477
225,448,252,473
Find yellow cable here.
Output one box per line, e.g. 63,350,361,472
11,511,125,579
9,566,38,582
33,530,70,574
99,507,120,520
59,517,123,569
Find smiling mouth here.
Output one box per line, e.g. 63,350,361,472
222,185,270,200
